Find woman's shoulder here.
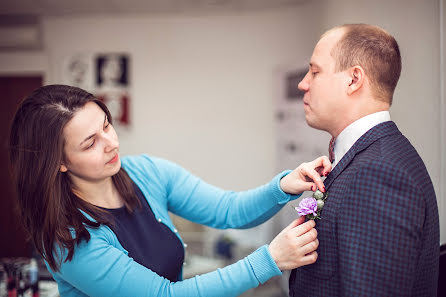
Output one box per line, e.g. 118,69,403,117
122,154,182,171
121,154,180,184
121,153,154,166
121,154,169,168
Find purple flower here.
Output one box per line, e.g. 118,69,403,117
295,197,318,217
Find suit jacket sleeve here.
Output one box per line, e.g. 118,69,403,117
337,161,425,297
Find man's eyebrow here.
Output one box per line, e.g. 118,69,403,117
79,114,107,146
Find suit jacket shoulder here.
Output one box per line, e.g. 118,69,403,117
289,121,439,297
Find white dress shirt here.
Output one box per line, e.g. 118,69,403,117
332,111,391,168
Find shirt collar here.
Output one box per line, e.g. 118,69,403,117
332,110,391,168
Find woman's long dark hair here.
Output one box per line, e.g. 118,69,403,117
8,85,138,271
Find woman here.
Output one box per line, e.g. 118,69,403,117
9,85,330,297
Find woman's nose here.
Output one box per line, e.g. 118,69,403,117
103,132,119,152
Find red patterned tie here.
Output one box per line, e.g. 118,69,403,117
328,137,336,163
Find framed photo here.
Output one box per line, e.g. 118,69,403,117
95,54,131,126
62,52,132,127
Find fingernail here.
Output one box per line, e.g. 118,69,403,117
311,185,315,191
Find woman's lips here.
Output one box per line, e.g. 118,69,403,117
107,154,119,164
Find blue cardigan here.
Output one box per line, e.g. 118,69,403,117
48,155,300,296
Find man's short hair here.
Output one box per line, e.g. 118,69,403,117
330,24,401,104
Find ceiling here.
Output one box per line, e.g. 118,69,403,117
0,0,309,16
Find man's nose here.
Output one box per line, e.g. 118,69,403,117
298,72,310,91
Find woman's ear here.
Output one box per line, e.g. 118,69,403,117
347,66,365,95
60,164,68,173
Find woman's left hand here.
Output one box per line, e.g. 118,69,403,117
280,156,331,195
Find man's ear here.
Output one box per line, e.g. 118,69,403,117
60,164,68,173
347,66,365,95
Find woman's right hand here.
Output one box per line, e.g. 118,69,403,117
268,216,318,271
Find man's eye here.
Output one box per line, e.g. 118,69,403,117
104,122,110,129
312,72,318,76
87,141,95,149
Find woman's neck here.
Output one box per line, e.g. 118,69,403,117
71,176,123,209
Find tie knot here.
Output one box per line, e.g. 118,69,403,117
328,137,336,163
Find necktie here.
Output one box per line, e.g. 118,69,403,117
328,137,336,164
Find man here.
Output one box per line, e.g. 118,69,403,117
289,24,439,297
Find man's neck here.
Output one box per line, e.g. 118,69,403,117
331,110,391,168
330,102,390,138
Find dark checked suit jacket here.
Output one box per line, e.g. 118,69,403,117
289,121,439,297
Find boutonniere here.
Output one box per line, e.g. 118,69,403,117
294,190,328,220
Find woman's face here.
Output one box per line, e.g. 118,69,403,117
61,102,120,183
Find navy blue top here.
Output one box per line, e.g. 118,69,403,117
102,184,184,282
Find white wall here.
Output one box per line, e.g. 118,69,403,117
0,52,47,75
441,0,446,246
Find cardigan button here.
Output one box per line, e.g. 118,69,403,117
183,262,187,266
183,243,188,248
157,218,162,223
174,229,178,233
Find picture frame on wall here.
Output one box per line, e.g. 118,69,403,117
62,52,131,127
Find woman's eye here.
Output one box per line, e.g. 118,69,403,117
312,72,318,76
87,141,95,149
104,122,110,129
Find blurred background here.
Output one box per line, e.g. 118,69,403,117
0,0,445,296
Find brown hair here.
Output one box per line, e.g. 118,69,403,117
330,24,401,104
8,85,139,271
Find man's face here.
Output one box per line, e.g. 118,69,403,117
298,29,349,134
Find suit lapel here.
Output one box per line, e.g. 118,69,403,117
324,121,401,189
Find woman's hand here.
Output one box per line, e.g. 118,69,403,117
268,217,318,270
280,156,331,194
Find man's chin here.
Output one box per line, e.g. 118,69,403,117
304,115,316,128
305,116,325,131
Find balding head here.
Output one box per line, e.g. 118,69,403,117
327,24,401,104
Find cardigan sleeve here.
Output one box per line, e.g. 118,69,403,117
50,227,281,297
148,155,301,229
